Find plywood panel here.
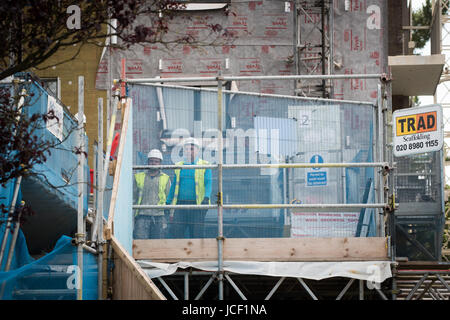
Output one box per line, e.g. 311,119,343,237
105,98,131,241
133,237,388,262
111,236,166,300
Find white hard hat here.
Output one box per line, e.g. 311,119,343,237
147,149,163,161
183,137,200,147
74,113,86,124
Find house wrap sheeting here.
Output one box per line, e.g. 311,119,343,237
95,0,388,102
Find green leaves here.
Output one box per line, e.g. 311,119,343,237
412,0,448,50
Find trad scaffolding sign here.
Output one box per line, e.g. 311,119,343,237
393,104,443,157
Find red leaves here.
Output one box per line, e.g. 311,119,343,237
0,86,52,186
1,0,231,80
73,146,88,159
0,201,35,230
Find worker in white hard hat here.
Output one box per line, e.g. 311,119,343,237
166,137,212,239
133,149,171,239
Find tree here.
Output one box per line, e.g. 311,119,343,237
0,1,233,235
0,82,54,186
412,0,448,50
0,0,230,187
0,0,210,80
0,77,62,231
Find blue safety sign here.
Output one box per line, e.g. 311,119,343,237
307,154,327,186
310,154,323,170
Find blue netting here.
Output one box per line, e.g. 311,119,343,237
0,77,89,215
0,179,34,271
0,76,97,299
0,235,98,300
26,80,89,212
346,123,376,237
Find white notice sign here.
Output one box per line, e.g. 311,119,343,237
47,95,64,141
392,104,443,157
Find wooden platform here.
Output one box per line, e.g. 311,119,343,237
133,237,389,262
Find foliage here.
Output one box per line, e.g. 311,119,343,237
0,200,35,230
0,0,230,187
0,0,230,80
0,82,55,186
412,0,448,49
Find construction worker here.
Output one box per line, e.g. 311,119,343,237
166,137,212,239
133,149,171,239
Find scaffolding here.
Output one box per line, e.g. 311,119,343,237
107,72,398,300
4,1,447,301
431,0,450,262
294,0,334,98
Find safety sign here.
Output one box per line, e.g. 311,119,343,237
392,104,443,157
306,154,327,186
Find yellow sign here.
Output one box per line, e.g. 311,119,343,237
396,111,437,136
393,105,443,157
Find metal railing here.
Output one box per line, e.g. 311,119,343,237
133,163,390,213
119,73,392,300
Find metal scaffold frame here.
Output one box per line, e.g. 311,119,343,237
294,0,334,98
431,0,450,263
0,74,106,300
144,270,393,301
0,80,26,274
68,77,123,300
116,72,395,300
391,263,450,300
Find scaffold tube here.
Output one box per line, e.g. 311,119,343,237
122,73,385,84
132,82,375,106
133,162,390,170
0,176,22,269
217,75,224,300
133,203,387,210
77,76,85,301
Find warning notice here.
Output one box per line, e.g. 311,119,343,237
393,104,443,157
291,212,359,238
306,154,328,187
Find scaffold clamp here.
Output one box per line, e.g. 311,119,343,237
382,164,392,175
380,73,392,83
72,233,86,246
216,192,223,206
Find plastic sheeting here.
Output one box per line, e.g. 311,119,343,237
138,260,392,283
23,79,89,211
0,236,98,300
0,227,34,272
0,178,34,271
1,76,90,253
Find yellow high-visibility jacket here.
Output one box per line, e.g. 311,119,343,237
171,159,210,205
134,172,170,216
